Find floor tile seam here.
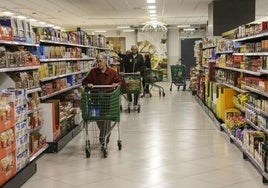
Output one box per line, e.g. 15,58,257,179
47,176,113,187
189,171,255,187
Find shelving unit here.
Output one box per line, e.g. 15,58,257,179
195,28,268,183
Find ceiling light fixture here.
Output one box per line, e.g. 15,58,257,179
39,21,46,25
150,14,157,17
147,0,155,3
2,11,13,15
148,5,156,9
28,18,37,22
17,15,26,19
123,29,135,32
149,10,156,14
142,21,167,32
177,24,191,28
95,30,107,33
183,28,195,31
117,26,130,29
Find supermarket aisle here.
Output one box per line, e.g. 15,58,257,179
21,83,265,188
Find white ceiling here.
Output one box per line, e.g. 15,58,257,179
0,0,268,31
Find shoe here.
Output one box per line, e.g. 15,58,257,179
134,105,139,110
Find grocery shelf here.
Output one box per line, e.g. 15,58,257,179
29,144,49,162
26,87,42,94
215,66,262,76
233,52,268,56
0,65,41,72
0,40,39,46
245,118,268,134
245,103,261,114
195,95,221,130
40,70,89,82
260,69,268,74
234,103,246,112
201,45,216,50
39,39,86,47
216,81,248,93
196,96,268,183
40,57,95,62
92,46,110,50
216,50,233,54
245,86,268,98
27,107,42,114
233,32,268,42
40,84,82,100
45,123,82,153
28,124,43,134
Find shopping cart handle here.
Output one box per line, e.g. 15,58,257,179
92,85,114,88
119,72,140,75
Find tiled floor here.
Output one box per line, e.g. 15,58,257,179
21,83,267,188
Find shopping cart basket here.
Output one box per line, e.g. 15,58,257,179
119,72,142,113
170,64,186,91
81,85,121,158
144,68,165,97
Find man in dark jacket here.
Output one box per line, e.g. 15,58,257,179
124,45,145,110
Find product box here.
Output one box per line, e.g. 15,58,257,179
216,86,236,121
0,152,16,186
0,128,15,159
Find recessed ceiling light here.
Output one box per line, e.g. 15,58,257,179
95,30,107,33
3,11,13,15
148,5,156,9
177,24,191,28
183,28,195,31
123,29,135,32
147,0,155,3
17,15,26,19
149,10,156,14
28,18,37,22
117,26,130,29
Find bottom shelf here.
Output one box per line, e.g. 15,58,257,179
2,159,36,188
195,96,268,183
45,123,82,153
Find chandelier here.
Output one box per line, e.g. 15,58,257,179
142,21,168,32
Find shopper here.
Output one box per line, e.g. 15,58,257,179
82,52,123,145
124,45,145,109
143,53,151,95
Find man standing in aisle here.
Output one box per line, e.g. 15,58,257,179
82,52,123,145
124,45,145,110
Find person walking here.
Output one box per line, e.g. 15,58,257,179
143,53,151,95
82,52,123,145
124,45,145,110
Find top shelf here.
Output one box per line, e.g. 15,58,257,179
202,45,216,50
39,39,110,50
0,40,39,46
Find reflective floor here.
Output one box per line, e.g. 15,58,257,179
21,83,266,188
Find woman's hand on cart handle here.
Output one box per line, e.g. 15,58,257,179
112,83,119,88
87,83,93,88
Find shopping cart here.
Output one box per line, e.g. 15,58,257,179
119,72,142,113
81,85,121,158
144,68,165,97
169,64,186,91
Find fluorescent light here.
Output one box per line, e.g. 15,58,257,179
183,28,195,31
123,29,135,32
148,5,156,9
47,24,54,27
150,14,157,17
177,24,191,28
150,17,157,21
147,0,155,3
39,21,46,25
95,30,106,33
17,15,26,19
3,11,13,15
117,26,130,29
28,18,37,22
149,10,156,14
54,26,61,29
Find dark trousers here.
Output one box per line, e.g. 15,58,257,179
96,121,111,144
127,94,139,105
